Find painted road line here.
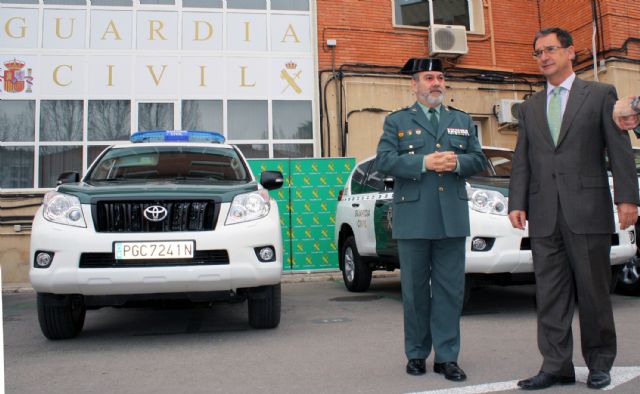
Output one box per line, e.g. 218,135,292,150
407,366,640,394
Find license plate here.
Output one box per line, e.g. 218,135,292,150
114,241,194,260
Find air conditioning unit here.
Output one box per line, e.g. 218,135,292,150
496,99,525,124
429,24,468,57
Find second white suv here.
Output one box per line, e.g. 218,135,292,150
335,148,636,304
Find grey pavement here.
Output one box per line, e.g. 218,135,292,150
3,276,640,394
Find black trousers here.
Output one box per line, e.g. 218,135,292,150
530,205,615,376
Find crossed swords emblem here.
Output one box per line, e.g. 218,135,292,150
280,66,302,94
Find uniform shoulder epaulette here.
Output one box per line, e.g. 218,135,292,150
389,105,412,115
444,105,467,114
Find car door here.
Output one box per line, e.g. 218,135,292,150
365,160,396,258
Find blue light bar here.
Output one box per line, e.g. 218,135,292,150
130,130,225,143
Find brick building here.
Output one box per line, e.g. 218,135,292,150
317,0,640,160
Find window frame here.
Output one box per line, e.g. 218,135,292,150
391,0,485,35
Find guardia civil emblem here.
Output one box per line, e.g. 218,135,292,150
280,60,302,94
0,59,34,93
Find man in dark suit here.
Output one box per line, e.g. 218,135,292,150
376,58,485,380
508,27,639,390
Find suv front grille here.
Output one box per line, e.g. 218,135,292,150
94,200,218,233
79,250,229,268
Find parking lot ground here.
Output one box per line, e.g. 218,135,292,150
3,277,640,394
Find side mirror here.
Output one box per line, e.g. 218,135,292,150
57,171,80,185
383,176,395,190
260,171,284,190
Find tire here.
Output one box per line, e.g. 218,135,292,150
615,257,640,296
248,284,281,329
341,236,372,292
37,293,86,340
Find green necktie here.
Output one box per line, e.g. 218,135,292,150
548,87,563,145
428,107,439,131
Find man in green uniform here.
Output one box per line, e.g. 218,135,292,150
376,58,485,380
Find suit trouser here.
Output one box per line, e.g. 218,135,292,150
530,206,616,376
398,237,466,361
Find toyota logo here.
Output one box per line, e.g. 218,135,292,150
143,205,168,222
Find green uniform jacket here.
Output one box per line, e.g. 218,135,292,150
376,102,486,239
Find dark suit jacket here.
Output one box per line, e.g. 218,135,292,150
508,78,639,237
376,103,485,239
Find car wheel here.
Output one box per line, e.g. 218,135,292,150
248,284,281,329
341,236,372,292
615,257,640,296
37,293,86,340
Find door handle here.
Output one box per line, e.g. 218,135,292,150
352,203,360,208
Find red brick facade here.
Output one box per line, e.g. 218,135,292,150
317,0,640,73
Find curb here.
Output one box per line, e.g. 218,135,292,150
2,271,400,294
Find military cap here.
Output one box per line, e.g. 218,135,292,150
400,57,444,75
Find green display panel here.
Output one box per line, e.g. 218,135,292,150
247,157,355,271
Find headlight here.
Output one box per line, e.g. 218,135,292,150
467,187,508,216
42,191,87,227
225,189,271,225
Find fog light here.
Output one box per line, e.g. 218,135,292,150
255,246,276,262
471,237,488,251
35,251,54,268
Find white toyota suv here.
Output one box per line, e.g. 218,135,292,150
335,147,636,304
30,130,284,339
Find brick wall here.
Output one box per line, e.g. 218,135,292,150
317,0,640,73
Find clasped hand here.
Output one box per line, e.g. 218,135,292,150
425,151,457,172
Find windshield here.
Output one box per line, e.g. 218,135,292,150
85,145,251,183
477,149,514,177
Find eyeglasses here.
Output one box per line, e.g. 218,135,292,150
532,45,567,58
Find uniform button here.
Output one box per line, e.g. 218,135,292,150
409,145,414,149
401,196,405,201
438,186,444,192
459,144,463,148
438,173,443,177
409,151,414,155
436,143,441,148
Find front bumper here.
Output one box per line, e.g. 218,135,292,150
30,203,283,295
465,211,636,274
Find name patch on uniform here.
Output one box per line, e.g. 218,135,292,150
447,128,469,136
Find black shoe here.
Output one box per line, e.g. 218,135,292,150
587,370,610,389
517,371,575,390
406,359,426,376
433,362,467,381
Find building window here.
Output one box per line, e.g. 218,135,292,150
139,0,175,5
235,144,269,159
182,0,222,7
227,0,266,10
88,100,131,141
0,147,34,189
228,100,267,140
0,100,35,142
274,143,312,158
273,100,312,140
182,100,223,132
91,0,132,5
271,0,309,11
40,100,83,142
138,102,174,131
394,0,472,31
39,146,82,188
0,0,38,3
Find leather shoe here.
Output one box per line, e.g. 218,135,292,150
517,371,575,390
433,362,467,381
587,370,611,389
406,359,426,376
